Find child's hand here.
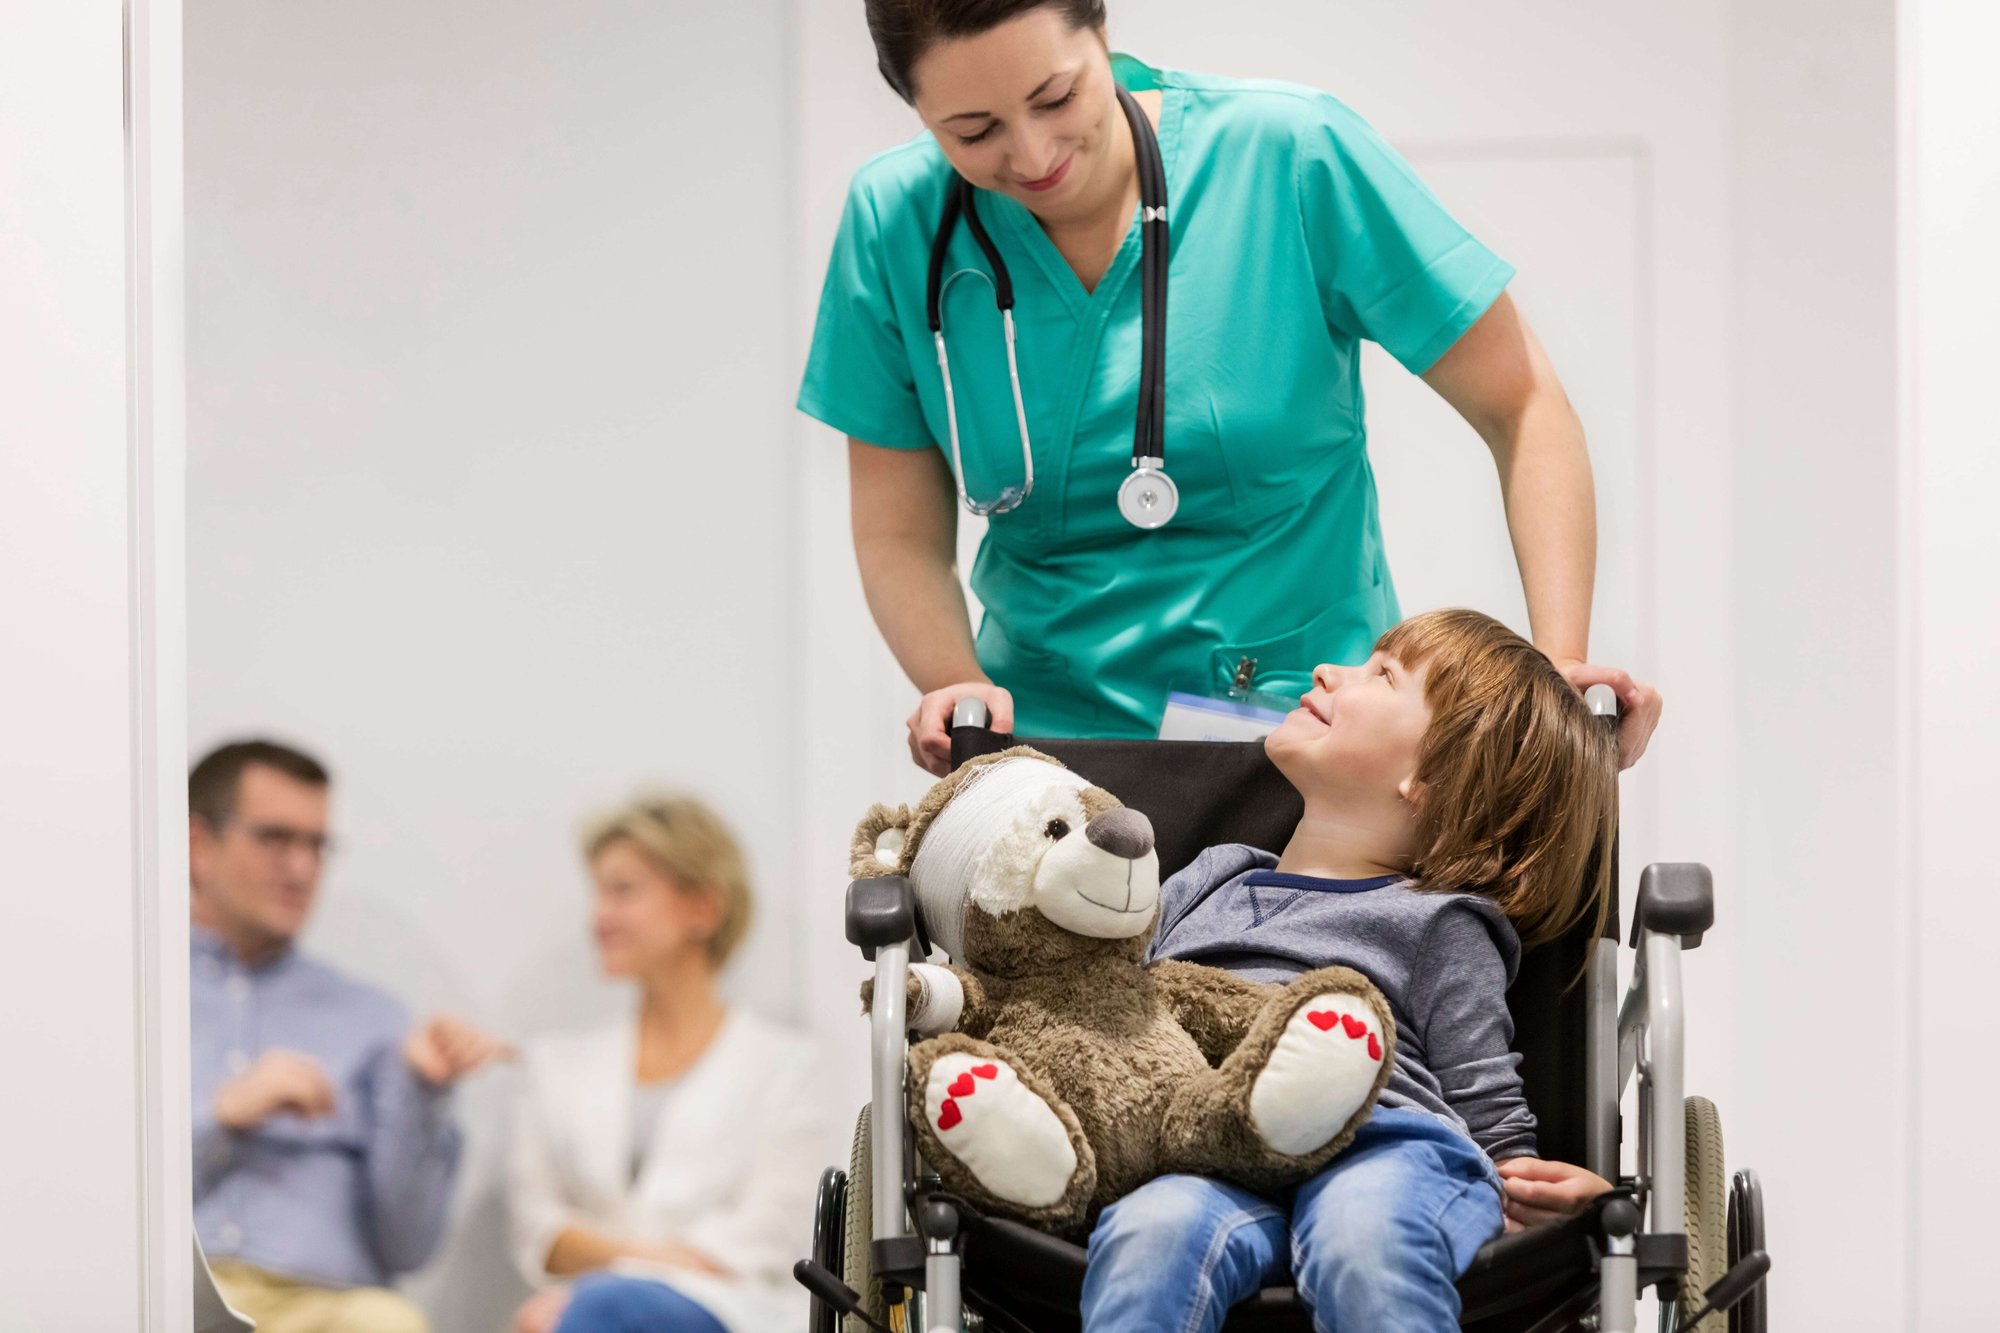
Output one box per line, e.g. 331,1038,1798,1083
1495,1157,1613,1231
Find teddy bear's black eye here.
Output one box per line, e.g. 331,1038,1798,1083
1044,818,1071,840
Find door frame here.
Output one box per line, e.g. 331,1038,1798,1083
129,0,193,1328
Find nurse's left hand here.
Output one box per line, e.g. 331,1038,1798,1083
1553,660,1662,770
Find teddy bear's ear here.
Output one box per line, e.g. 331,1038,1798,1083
850,803,915,879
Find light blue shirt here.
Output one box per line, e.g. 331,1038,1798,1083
190,925,461,1288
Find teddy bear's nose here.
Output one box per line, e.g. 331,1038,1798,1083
1084,807,1155,860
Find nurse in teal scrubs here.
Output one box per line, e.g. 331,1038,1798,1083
800,0,1662,773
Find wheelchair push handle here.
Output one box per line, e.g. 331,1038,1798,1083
949,695,1016,771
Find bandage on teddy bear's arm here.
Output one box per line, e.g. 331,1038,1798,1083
908,963,966,1035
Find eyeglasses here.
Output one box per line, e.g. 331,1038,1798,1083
233,821,336,860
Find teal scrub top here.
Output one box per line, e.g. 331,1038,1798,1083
799,56,1514,738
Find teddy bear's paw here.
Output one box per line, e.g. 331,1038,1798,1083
1247,991,1387,1156
921,1052,1079,1208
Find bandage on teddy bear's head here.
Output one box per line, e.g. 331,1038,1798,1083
848,747,1162,969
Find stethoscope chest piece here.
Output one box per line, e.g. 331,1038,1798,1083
1117,459,1179,529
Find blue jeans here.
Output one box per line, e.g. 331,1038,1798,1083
555,1274,728,1333
1081,1108,1504,1333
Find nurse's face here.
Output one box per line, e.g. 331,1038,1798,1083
908,11,1123,223
1266,653,1435,809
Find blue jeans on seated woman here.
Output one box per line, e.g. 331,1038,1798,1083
1081,1108,1504,1333
554,1273,728,1333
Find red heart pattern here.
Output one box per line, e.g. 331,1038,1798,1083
937,1060,1006,1131
1303,1006,1384,1062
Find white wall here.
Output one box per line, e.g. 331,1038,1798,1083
1900,1,2000,1324
184,5,810,1331
0,2,188,1330
1729,3,1904,1326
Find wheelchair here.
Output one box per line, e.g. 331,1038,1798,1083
798,697,1770,1333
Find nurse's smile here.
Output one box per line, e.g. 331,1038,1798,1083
905,10,1137,233
1017,156,1074,192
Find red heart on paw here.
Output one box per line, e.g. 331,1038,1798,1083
937,1099,962,1131
972,1063,999,1080
948,1073,976,1098
1367,1033,1382,1061
1341,1014,1368,1039
1308,1011,1338,1031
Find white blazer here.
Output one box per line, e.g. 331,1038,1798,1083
509,1008,834,1333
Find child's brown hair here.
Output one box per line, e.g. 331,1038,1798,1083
1377,609,1618,948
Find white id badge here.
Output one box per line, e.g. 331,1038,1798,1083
1157,689,1289,742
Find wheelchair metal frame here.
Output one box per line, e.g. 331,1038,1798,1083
832,700,1735,1333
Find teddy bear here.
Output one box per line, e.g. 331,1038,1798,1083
852,746,1395,1236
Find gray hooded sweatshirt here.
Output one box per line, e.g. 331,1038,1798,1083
1146,844,1537,1161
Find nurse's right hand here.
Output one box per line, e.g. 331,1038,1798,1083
909,682,1015,776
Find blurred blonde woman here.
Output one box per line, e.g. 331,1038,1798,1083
509,795,828,1333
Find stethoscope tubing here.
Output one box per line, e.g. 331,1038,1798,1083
927,84,1169,518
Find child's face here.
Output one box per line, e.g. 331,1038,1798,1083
1265,652,1435,805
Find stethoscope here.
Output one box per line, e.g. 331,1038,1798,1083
925,85,1177,530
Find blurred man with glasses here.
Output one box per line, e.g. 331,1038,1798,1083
188,740,504,1333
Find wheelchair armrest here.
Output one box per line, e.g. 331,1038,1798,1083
1629,862,1714,950
847,875,927,960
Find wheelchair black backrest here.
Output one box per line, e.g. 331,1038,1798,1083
950,729,1614,1168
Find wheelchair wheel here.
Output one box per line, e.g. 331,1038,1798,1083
1727,1169,1767,1333
1679,1096,1728,1331
843,1106,891,1333
811,1167,849,1333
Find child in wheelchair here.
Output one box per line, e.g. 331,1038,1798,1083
1083,608,1620,1332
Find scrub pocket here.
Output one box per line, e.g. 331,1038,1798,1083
1207,577,1394,701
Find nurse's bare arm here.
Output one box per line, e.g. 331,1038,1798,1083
849,439,1016,774
1419,291,1662,768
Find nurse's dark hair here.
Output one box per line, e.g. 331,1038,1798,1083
1376,609,1618,954
866,0,1108,103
